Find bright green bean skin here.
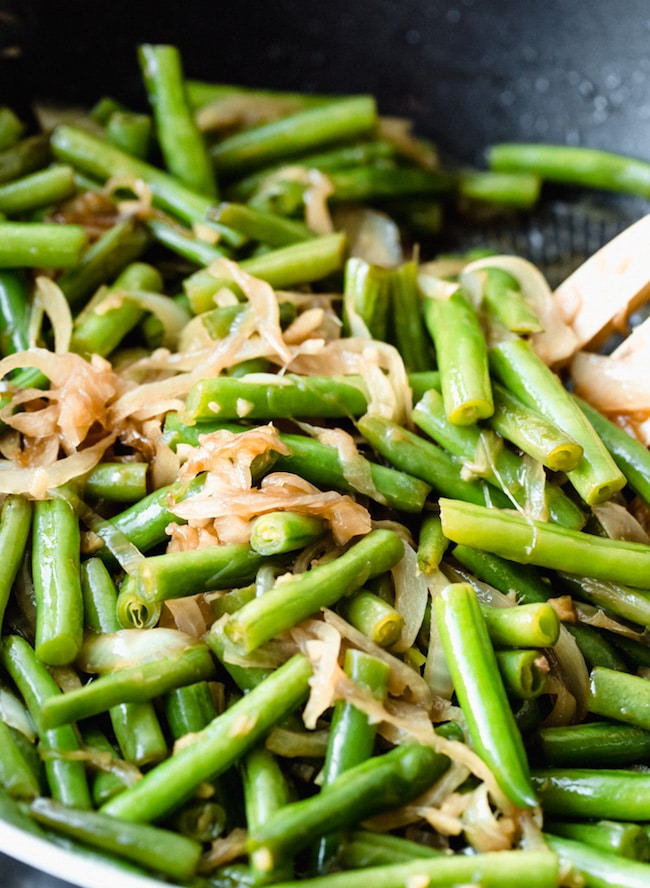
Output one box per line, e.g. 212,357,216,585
0,636,92,809
30,797,202,882
0,164,76,215
225,529,405,653
139,43,216,198
433,583,537,808
546,818,650,862
532,769,650,820
440,498,650,588
269,849,558,888
489,338,626,505
0,719,41,800
0,269,30,356
101,653,312,824
546,833,650,888
587,666,650,731
32,497,84,667
537,722,650,768
0,222,87,268
0,494,32,631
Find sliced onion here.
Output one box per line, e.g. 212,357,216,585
391,540,429,652
0,687,36,740
34,276,73,354
78,627,203,674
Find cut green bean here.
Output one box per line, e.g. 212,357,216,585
0,494,32,632
40,642,216,729
546,818,650,862
343,257,391,340
495,648,548,699
186,373,369,422
480,602,560,648
225,528,405,653
0,718,41,800
587,666,650,731
164,681,218,740
210,96,378,174
30,797,202,882
531,768,650,819
338,829,443,868
0,107,24,151
558,571,650,629
32,497,84,667
489,338,626,504
82,462,148,504
242,746,294,883
209,201,313,246
1,635,92,809
433,582,537,808
248,743,444,873
422,286,493,424
105,110,152,159
458,169,541,208
417,511,449,573
239,231,347,289
489,142,650,197
546,833,650,888
101,653,311,823
80,558,168,767
439,497,650,587
0,164,76,216
338,589,404,648
132,543,266,603
139,43,216,197
489,382,583,472
0,221,87,268
0,269,30,356
249,510,328,556
390,260,435,373
412,386,586,529
537,722,650,768
0,134,50,185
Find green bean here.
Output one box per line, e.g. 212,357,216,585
115,578,162,630
1,635,92,809
206,615,271,692
164,680,218,739
458,169,541,208
480,602,560,648
146,216,229,264
451,543,554,604
0,221,87,268
238,231,347,289
531,768,650,819
327,166,455,202
101,653,311,823
343,257,391,340
0,134,50,184
82,462,148,503
32,497,84,667
390,260,435,373
489,382,583,472
225,528,404,653
558,571,650,629
587,666,650,731
139,43,216,197
0,107,24,151
546,833,650,888
242,746,294,883
80,558,167,767
489,338,626,504
537,722,650,768
564,623,629,672
495,648,548,699
249,510,328,556
248,743,444,874
478,266,542,334
82,724,135,806
412,386,586,529
270,849,558,888
433,582,537,808
358,414,510,507
0,494,32,632
338,589,404,648
488,142,650,197
439,497,650,587
209,201,313,246
56,214,152,309
0,164,76,216
186,373,369,422
337,829,443,868
546,818,650,862
105,110,152,159
0,718,41,800
0,269,30,356
574,394,650,507
422,286,493,424
40,642,216,729
132,543,266,603
30,797,202,882
49,125,239,245
417,511,449,572
210,96,378,174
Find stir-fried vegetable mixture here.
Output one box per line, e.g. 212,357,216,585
3,41,650,888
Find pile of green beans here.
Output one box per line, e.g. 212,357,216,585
3,41,650,888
